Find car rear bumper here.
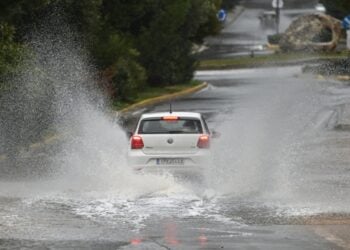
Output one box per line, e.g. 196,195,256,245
127,150,210,175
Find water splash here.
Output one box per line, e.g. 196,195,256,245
0,10,186,200
197,67,350,215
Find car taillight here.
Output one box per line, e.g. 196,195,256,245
131,135,144,149
162,116,179,121
197,134,210,149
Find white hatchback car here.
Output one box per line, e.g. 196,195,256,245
127,112,216,175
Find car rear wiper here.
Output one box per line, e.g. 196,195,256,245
168,131,184,134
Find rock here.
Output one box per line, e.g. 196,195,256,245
279,14,342,52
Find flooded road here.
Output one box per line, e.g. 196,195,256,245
1,66,348,249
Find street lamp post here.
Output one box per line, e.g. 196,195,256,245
275,0,280,34
272,0,283,35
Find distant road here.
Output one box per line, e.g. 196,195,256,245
242,0,318,9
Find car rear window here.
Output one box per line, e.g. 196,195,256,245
138,118,203,134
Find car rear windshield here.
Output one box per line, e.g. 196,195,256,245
139,118,203,134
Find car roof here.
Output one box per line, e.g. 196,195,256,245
140,112,202,119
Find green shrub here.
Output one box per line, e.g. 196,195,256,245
0,23,25,75
267,33,283,45
320,0,350,19
111,58,146,101
0,22,26,94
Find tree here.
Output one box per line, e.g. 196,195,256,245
101,0,159,37
221,0,240,10
0,23,26,93
135,0,221,85
0,0,223,100
0,0,50,39
95,33,146,100
185,0,222,44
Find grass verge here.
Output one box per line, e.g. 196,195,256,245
197,51,349,70
113,80,202,111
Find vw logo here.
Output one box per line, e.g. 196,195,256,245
167,138,174,144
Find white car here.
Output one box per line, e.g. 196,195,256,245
315,3,326,13
127,112,217,176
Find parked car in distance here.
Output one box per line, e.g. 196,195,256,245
315,3,326,13
127,112,219,176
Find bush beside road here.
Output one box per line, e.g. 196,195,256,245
303,58,350,78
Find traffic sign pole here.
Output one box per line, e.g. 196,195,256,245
343,15,350,50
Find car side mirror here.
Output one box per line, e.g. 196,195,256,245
211,130,221,139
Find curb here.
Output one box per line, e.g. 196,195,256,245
119,82,209,114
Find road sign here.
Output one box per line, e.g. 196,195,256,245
343,15,350,30
272,0,284,9
217,9,227,22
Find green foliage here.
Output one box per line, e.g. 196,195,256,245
221,0,241,9
0,23,26,93
186,0,222,43
93,32,132,68
135,0,220,85
0,0,223,101
0,0,50,38
320,0,350,19
136,0,191,85
268,34,283,45
93,32,146,101
111,58,146,101
99,0,222,87
53,0,102,43
101,0,159,36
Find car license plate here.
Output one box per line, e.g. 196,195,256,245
156,158,184,165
